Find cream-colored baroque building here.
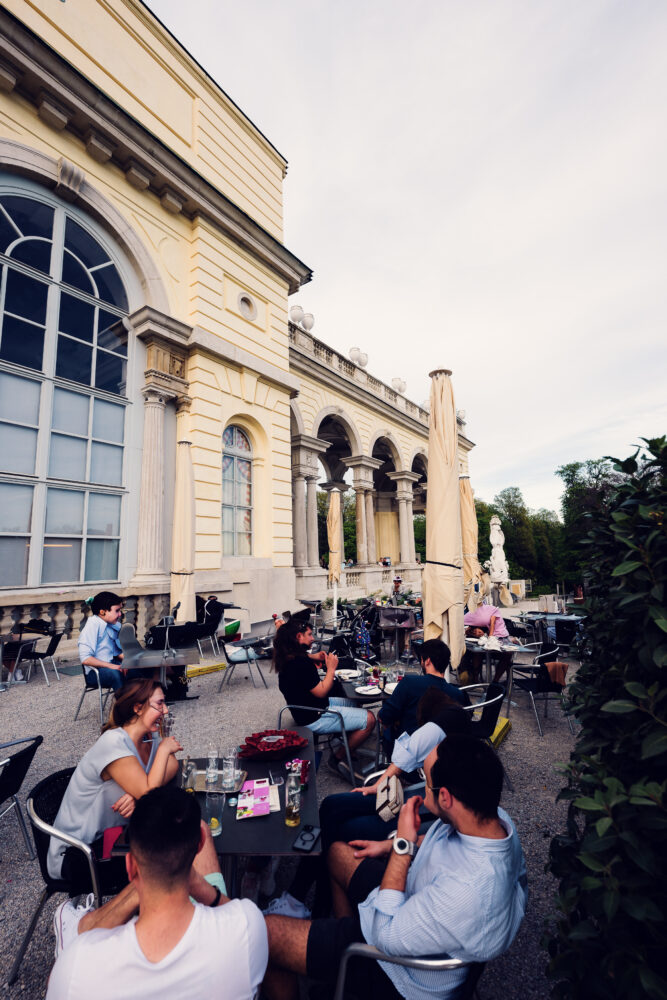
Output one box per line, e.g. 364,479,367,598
0,0,472,639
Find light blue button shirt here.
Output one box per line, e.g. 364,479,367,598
358,808,527,999
78,614,122,669
391,722,446,774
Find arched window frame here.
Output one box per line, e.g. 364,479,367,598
0,180,139,589
222,425,253,557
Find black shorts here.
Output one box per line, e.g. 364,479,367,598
306,858,402,1000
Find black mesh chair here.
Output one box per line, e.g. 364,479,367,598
0,735,43,859
512,648,575,738
458,682,514,791
333,941,484,1000
22,631,64,686
8,767,125,984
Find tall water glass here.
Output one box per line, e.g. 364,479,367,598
222,750,237,792
206,743,218,784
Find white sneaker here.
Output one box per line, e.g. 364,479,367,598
259,857,279,897
264,891,311,919
53,893,94,958
14,667,24,681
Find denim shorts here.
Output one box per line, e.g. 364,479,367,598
307,697,369,734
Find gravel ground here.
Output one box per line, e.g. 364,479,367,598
0,651,576,998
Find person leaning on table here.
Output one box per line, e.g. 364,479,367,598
46,679,181,894
262,735,527,1000
78,591,154,692
47,786,267,1000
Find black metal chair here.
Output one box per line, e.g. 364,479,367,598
219,636,269,690
8,767,123,984
73,666,116,724
512,648,575,738
0,735,43,859
22,631,65,686
458,682,514,790
333,941,484,1000
1,636,38,685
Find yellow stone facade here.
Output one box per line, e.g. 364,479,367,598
0,0,473,635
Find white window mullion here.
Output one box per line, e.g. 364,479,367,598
27,480,47,587
81,489,90,581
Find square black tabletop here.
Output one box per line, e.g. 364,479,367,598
194,726,321,858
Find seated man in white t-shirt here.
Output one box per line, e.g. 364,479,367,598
47,786,267,1000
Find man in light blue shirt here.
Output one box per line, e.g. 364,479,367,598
78,591,125,691
264,735,526,999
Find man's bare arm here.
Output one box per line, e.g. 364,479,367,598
78,883,139,934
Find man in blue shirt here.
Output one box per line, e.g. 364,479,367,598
379,638,467,748
264,735,526,1000
78,591,125,692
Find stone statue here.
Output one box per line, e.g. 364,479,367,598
485,515,510,585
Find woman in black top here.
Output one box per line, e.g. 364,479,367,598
273,619,375,775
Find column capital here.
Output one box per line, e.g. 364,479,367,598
142,384,172,406
343,455,381,491
292,434,329,479
387,470,421,486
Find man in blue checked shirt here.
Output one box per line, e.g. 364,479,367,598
264,735,526,1000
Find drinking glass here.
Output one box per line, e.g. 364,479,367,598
160,713,174,738
206,743,218,784
205,791,224,836
222,750,237,792
285,772,301,827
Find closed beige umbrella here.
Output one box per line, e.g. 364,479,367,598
422,369,465,671
327,488,342,623
170,439,196,623
460,476,484,613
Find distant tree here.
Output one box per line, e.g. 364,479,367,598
413,513,426,561
556,459,625,587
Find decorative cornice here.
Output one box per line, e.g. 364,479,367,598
0,8,312,294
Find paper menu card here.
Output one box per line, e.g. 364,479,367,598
236,778,280,820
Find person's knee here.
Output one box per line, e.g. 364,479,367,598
365,710,375,730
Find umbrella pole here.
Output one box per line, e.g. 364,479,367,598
333,580,338,633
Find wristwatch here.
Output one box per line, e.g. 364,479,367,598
392,836,417,858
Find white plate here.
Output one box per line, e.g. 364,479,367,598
336,669,361,680
383,681,397,695
355,684,381,695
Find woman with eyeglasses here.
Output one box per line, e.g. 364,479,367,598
47,679,182,892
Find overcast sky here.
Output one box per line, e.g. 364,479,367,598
150,0,667,515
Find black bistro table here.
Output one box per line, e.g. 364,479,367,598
195,725,320,895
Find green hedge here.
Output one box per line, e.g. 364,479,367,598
545,437,667,999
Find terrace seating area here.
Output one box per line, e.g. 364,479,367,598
0,601,579,996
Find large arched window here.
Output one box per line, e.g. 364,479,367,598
0,191,130,587
222,425,252,556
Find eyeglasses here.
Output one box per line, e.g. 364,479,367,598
426,784,441,794
148,700,167,712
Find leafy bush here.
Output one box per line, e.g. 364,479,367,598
545,437,667,999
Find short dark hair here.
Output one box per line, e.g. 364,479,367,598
430,734,503,821
128,786,201,888
90,591,122,615
419,638,451,675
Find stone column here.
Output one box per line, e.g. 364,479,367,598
365,490,377,564
406,493,416,563
355,488,368,565
135,386,169,577
292,474,307,567
306,476,319,567
397,493,410,565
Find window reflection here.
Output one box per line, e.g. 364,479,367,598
222,425,253,556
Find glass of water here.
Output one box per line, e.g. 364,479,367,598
222,750,237,792
205,791,224,837
206,743,218,784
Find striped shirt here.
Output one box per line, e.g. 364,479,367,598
358,808,527,999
